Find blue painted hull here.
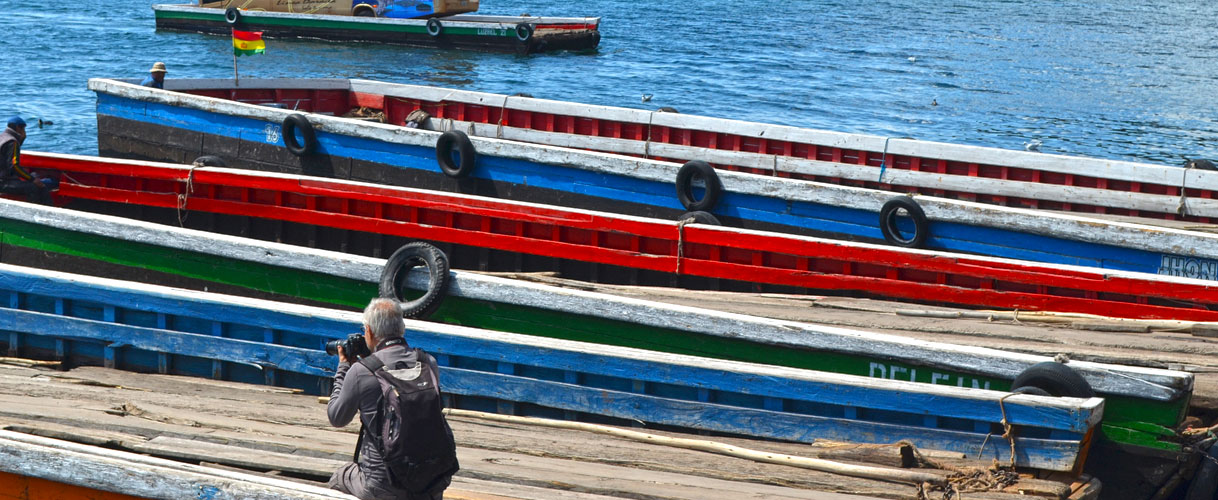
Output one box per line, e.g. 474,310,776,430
0,263,1099,470
94,91,1187,278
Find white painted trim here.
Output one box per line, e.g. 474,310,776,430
0,193,1191,400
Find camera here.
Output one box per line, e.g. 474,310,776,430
325,333,370,359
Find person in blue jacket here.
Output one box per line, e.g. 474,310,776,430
141,62,167,89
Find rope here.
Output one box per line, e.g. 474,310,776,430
997,392,1017,468
1177,162,1195,217
675,216,694,275
176,164,202,227
643,111,652,158
495,95,510,139
878,136,894,183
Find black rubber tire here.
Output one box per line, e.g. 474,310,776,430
435,130,477,178
282,114,317,156
427,18,443,37
679,211,720,225
878,196,929,248
224,7,242,25
378,242,451,320
515,23,534,42
192,155,228,168
1011,362,1094,398
657,106,679,113
353,7,375,17
1185,441,1218,500
675,160,722,212
1010,386,1051,397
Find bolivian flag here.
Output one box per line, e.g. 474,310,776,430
232,29,265,56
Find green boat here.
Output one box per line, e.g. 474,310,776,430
0,196,1191,456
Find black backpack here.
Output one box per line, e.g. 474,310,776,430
358,349,459,496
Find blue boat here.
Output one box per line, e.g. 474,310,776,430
0,262,1101,472
88,78,1218,281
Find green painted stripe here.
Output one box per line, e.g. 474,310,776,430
0,215,1185,449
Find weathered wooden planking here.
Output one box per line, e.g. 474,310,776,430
1,198,1191,402
0,430,357,500
441,368,1090,470
85,79,1218,264
134,436,346,476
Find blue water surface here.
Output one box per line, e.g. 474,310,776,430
3,0,1218,165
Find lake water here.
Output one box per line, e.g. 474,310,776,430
4,0,1218,166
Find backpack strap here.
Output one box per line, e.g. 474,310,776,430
358,355,386,374
351,355,386,462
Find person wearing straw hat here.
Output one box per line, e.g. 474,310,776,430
141,62,168,89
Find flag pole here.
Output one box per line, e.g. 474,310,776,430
233,53,239,86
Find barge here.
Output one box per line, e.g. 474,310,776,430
89,78,1218,281
154,4,601,54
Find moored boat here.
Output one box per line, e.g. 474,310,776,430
88,78,1218,281
154,4,601,54
0,192,1191,457
25,151,1218,323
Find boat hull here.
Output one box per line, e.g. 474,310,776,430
0,196,1189,452
89,79,1218,282
153,5,601,54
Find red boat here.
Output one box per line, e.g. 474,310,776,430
166,80,1218,222
25,151,1218,321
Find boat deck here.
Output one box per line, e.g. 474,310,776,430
501,273,1218,415
0,362,1096,500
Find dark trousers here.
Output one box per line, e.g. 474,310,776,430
328,462,446,500
0,179,50,205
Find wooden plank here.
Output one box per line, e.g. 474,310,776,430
133,436,345,477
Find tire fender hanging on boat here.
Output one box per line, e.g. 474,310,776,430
224,7,242,25
515,23,535,42
675,160,722,212
678,211,720,225
191,155,228,168
282,114,318,156
426,18,443,37
1011,362,1094,398
379,242,452,320
878,196,929,248
435,130,477,178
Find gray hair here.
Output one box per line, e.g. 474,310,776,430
363,298,405,344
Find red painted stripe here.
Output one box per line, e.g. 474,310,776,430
26,152,1218,321
232,29,264,41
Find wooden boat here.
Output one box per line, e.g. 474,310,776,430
174,78,1218,223
154,4,601,54
0,430,356,500
88,78,1218,281
0,262,1104,471
26,151,1218,323
0,192,1190,457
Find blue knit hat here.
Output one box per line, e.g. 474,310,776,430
6,116,25,128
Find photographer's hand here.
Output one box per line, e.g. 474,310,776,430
337,345,356,365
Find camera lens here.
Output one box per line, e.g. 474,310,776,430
324,339,343,356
